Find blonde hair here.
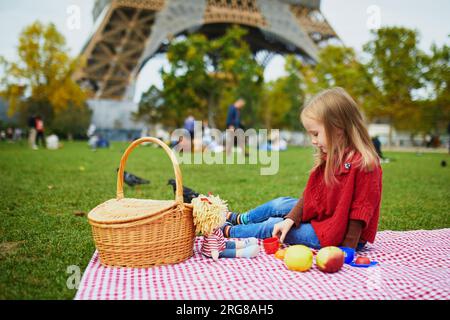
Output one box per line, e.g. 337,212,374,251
192,194,228,235
301,87,379,185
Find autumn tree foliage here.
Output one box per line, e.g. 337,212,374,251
0,21,90,137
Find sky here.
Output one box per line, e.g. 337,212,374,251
0,0,449,102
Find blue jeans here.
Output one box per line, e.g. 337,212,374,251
229,197,366,250
219,241,236,258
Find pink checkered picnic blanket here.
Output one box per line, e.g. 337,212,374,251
75,229,450,300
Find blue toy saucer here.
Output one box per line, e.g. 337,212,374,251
349,261,379,268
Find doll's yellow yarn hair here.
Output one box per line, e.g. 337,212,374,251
192,194,228,236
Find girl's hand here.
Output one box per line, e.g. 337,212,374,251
272,219,295,243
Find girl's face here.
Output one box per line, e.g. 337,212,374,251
302,116,328,153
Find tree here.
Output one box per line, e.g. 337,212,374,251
420,43,450,134
135,25,263,129
363,27,425,139
260,55,305,130
301,45,379,120
161,33,211,128
133,85,166,125
261,79,291,130
212,26,264,128
51,103,92,139
0,21,89,134
300,28,448,142
281,55,305,130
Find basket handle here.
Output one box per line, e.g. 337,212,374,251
116,137,184,204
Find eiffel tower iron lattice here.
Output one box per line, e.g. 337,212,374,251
76,0,339,100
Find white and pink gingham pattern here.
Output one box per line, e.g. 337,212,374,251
75,229,450,300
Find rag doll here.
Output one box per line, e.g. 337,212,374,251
192,194,259,261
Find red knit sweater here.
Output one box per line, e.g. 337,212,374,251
287,151,382,247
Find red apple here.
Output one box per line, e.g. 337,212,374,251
355,257,371,265
316,246,345,273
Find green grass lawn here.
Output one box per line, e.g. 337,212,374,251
0,141,449,299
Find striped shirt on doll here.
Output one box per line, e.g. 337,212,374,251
201,228,226,258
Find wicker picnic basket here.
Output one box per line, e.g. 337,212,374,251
87,137,195,268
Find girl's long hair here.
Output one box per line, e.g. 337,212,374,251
301,87,379,185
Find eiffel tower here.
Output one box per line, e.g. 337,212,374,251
77,0,339,101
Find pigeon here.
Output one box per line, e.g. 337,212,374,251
167,179,199,203
117,169,150,187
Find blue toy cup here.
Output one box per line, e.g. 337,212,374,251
339,247,355,264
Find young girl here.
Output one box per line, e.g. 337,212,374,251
222,87,382,250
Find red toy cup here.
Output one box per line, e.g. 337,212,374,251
263,237,280,254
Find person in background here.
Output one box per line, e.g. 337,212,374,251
13,127,22,141
372,136,384,160
28,115,37,149
184,115,195,140
6,127,13,141
225,98,246,156
35,115,46,148
87,123,96,138
183,115,196,151
202,119,223,152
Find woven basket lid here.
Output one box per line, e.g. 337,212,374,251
88,198,178,224
89,137,186,225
